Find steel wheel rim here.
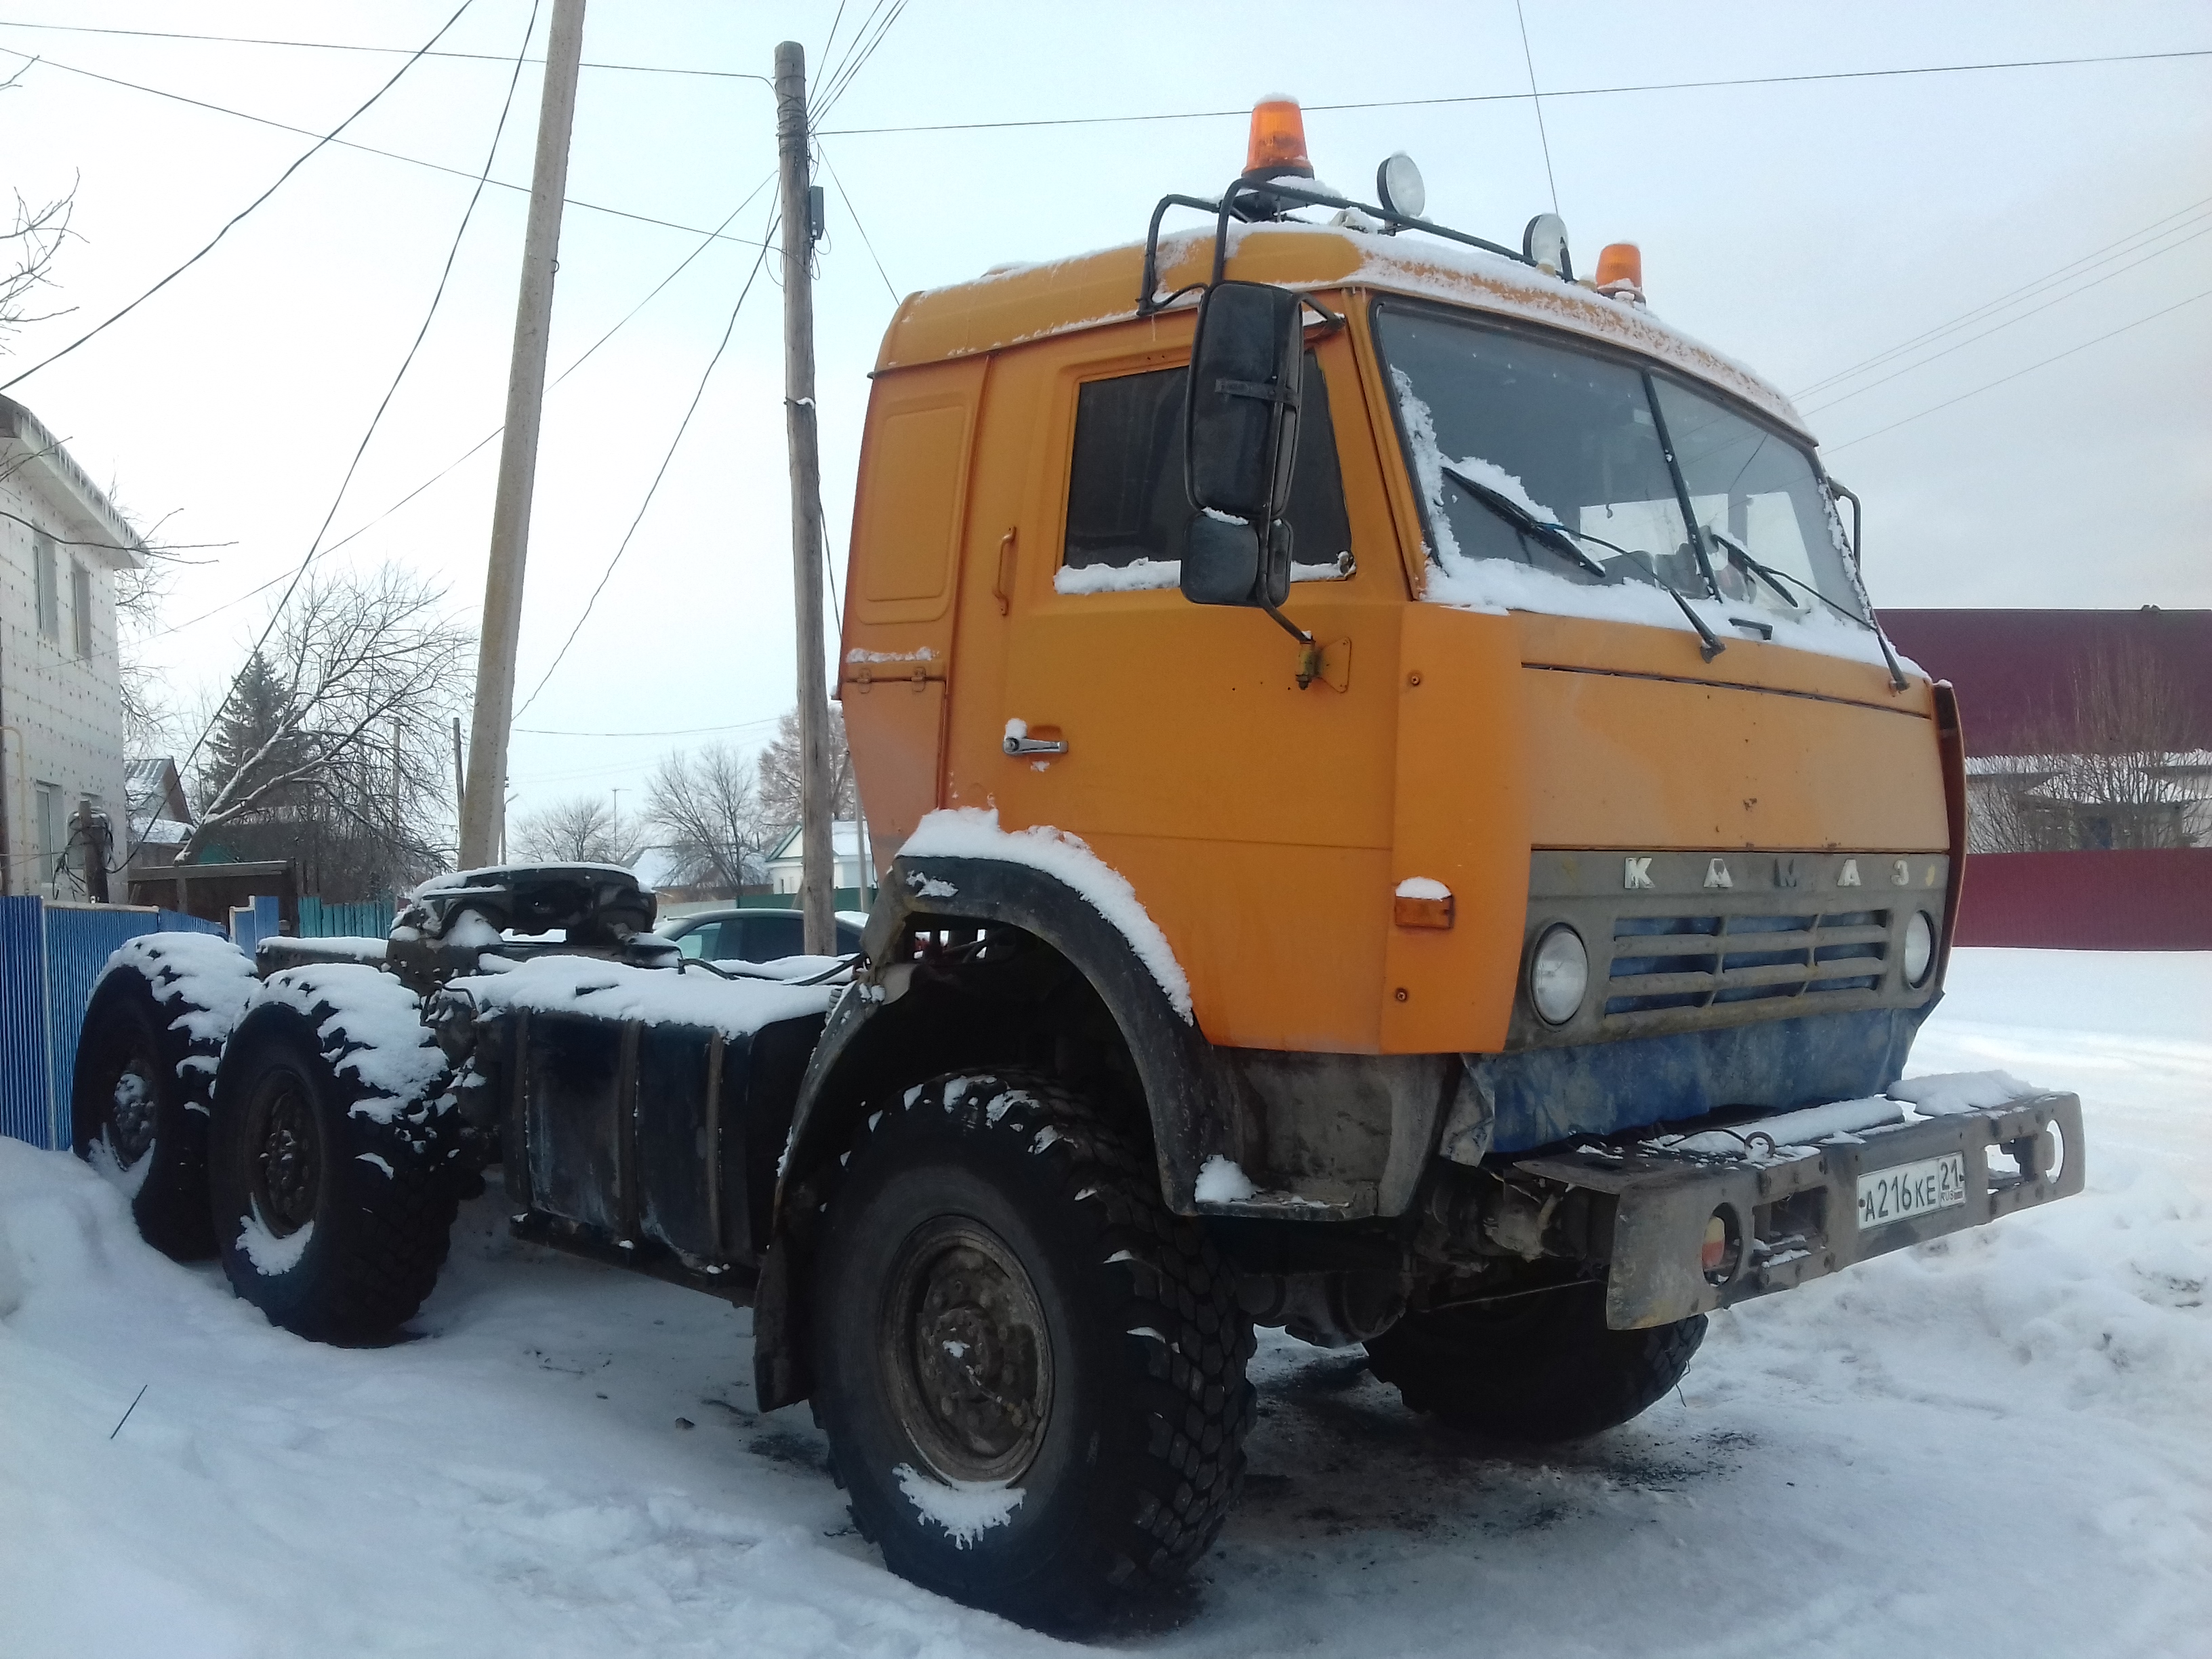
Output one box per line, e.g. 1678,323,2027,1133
880,1214,1054,1485
245,1067,321,1237
108,1059,160,1168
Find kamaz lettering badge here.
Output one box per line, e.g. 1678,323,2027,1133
1839,858,1862,887
1623,857,1653,889
1703,858,1732,889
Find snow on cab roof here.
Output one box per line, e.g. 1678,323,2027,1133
877,220,1809,440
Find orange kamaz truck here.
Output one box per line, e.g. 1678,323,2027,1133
73,99,2081,1627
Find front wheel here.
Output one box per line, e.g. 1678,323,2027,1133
811,1073,1254,1627
1366,1281,1705,1443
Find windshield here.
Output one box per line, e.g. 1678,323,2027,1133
1373,301,1866,626
1649,377,1860,618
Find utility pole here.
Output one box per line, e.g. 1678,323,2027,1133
459,0,588,870
776,40,836,954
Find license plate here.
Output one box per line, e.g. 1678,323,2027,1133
1856,1153,1968,1231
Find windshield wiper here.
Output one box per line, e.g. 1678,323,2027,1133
1703,529,1805,611
1438,463,1607,579
1704,529,1910,690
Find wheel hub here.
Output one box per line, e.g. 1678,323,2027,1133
247,1073,320,1237
108,1063,159,1168
884,1219,1052,1484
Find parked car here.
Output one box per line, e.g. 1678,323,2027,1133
659,907,864,964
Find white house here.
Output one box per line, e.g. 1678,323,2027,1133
763,819,876,897
1,395,140,897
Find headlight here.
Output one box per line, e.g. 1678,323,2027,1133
1904,911,1935,987
1529,924,1589,1025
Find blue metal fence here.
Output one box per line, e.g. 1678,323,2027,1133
299,894,394,938
0,898,225,1152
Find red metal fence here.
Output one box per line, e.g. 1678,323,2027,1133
1954,849,2212,950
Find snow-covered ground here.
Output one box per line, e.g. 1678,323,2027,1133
2,949,2206,1658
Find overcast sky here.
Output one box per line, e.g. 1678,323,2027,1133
3,0,2207,827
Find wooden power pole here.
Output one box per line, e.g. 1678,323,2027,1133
776,41,837,954
459,0,588,869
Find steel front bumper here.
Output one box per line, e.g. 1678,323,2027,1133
1514,1092,2085,1330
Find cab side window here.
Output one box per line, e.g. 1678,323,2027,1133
1061,352,1353,579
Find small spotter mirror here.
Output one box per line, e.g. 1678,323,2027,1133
1523,212,1572,278
1376,152,1425,220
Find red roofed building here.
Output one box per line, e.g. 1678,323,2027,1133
1878,609,2212,948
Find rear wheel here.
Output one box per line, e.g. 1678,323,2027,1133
209,991,459,1343
811,1072,1254,1627
73,968,216,1260
1366,1281,1705,1443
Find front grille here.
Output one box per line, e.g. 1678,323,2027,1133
1604,908,1889,1017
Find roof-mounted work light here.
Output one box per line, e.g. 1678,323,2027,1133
1376,152,1425,220
1522,212,1571,279
1244,96,1314,180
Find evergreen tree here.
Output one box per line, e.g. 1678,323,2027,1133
199,651,310,820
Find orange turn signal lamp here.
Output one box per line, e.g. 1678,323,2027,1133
1245,96,1314,179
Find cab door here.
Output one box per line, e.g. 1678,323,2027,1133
985,321,1403,1051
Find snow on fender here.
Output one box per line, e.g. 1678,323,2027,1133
899,807,1194,1021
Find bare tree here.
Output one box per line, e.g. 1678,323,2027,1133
754,705,857,832
647,741,771,892
510,794,643,867
1968,642,2200,852
1,56,77,355
180,566,474,886
1,184,74,352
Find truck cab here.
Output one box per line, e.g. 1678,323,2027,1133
836,124,1959,1193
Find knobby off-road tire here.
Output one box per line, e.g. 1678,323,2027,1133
208,969,462,1343
811,1071,1256,1627
1366,1281,1706,1443
72,941,253,1261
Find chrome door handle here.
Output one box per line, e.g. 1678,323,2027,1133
1003,735,1067,756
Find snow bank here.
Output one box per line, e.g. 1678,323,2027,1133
1394,876,1450,901
99,931,255,1057
899,808,1193,1021
249,965,445,1113
449,955,838,1042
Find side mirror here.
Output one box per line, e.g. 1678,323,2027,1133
1183,514,1292,609
1181,281,1303,609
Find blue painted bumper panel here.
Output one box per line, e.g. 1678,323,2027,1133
1474,1004,1934,1154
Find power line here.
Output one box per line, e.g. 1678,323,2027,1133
816,142,900,304
1825,283,2212,453
0,18,771,81
811,0,908,123
0,48,777,251
142,0,535,863
113,171,779,655
817,46,2212,136
1792,194,2212,399
0,1,477,391
1801,222,2212,416
514,212,781,720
